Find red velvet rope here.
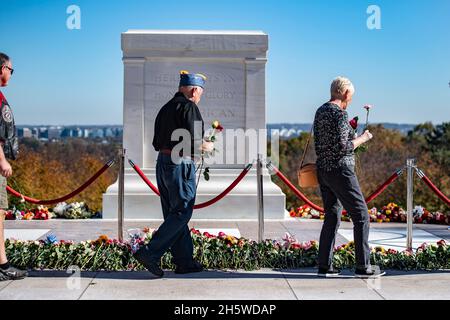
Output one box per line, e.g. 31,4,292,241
270,165,325,212
419,173,450,206
6,159,115,205
364,171,402,203
269,163,403,213
129,159,160,196
193,164,252,209
129,159,253,210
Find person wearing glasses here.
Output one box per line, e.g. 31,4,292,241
0,52,27,281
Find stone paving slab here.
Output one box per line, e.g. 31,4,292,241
80,269,296,300
280,268,383,300
368,271,450,300
1,268,449,300
4,229,51,241
338,227,442,251
0,271,96,300
0,280,11,291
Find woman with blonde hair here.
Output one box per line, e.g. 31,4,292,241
313,76,384,278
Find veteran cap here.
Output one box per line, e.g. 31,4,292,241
179,70,207,88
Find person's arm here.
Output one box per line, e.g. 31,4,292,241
336,110,356,153
336,110,373,152
352,130,373,149
0,143,12,177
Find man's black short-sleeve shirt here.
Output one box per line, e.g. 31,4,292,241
152,92,204,157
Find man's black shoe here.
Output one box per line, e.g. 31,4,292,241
317,266,341,278
0,266,28,280
133,248,164,278
174,260,204,274
354,267,386,278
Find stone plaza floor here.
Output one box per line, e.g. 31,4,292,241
1,218,449,300
3,217,450,248
1,269,449,300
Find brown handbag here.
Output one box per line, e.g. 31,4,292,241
297,126,319,188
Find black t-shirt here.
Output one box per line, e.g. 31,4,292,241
152,92,204,157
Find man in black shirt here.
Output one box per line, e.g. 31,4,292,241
134,71,213,277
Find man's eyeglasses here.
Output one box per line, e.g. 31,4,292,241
2,65,13,75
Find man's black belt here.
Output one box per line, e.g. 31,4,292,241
160,148,195,160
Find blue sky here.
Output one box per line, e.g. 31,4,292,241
1,0,449,125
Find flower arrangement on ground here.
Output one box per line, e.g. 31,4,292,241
5,202,100,220
4,229,449,272
289,202,449,225
5,205,53,220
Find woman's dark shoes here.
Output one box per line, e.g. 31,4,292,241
174,260,204,274
0,266,28,280
317,266,342,278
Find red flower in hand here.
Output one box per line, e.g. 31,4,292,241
349,116,358,130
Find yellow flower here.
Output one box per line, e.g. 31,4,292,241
374,246,386,253
23,212,34,220
212,120,220,129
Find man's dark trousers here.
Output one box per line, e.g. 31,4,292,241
317,164,371,270
137,153,196,267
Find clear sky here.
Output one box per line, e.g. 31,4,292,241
1,0,449,125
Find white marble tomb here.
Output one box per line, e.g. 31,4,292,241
102,30,286,219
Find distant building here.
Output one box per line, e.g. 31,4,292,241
91,128,104,138
104,128,114,137
31,128,39,139
38,127,48,140
60,128,71,138
48,127,62,140
17,127,33,138
72,128,83,137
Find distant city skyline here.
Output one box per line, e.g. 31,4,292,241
15,123,418,142
1,0,449,125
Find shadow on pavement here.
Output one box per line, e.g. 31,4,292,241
26,268,450,281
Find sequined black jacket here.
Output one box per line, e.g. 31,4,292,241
313,102,355,171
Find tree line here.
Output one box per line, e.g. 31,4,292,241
7,122,449,214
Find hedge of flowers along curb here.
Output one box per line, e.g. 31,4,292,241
290,203,449,225
5,229,450,272
5,202,100,220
